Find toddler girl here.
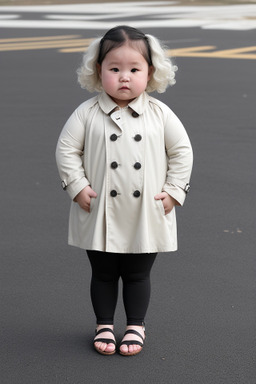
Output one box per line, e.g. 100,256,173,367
56,25,193,356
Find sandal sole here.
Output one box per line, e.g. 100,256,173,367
95,349,116,355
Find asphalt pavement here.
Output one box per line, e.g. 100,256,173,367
0,4,256,384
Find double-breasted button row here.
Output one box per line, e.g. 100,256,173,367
110,189,141,198
110,133,142,142
110,161,141,170
109,121,142,198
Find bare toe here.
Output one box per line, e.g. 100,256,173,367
94,326,116,355
119,325,145,356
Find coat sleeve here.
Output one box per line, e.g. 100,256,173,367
162,108,193,206
55,107,90,200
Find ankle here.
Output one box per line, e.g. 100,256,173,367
127,321,145,328
126,323,145,331
96,324,114,331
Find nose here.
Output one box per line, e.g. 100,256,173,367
120,72,130,82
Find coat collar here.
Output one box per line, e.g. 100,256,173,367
98,91,149,116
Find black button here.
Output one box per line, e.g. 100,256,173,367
110,134,118,141
111,161,118,169
133,190,141,198
132,111,139,118
134,134,142,142
110,190,117,197
134,162,141,170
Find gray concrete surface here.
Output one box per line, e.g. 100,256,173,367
0,11,255,384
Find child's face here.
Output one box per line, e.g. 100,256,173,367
97,43,153,108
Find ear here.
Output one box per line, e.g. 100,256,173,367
147,65,153,81
96,63,102,79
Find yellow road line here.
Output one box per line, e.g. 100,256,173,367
170,46,215,54
216,46,256,54
62,45,256,59
0,38,94,51
0,35,79,43
167,46,256,59
59,46,88,53
1,36,256,60
60,46,216,54
210,46,256,59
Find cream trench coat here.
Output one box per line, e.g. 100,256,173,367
56,91,193,253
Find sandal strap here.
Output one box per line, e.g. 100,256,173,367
119,329,145,348
94,337,116,346
120,339,143,347
95,327,115,337
94,328,116,346
123,329,144,341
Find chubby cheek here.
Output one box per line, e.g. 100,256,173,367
101,74,116,93
137,76,150,93
97,65,114,91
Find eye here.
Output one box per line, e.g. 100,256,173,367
131,68,139,73
111,68,119,72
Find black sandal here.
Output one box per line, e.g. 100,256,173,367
119,328,145,356
94,327,116,355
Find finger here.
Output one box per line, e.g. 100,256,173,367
78,199,90,212
80,204,89,212
154,193,165,200
165,204,175,215
87,186,97,198
84,204,90,213
89,190,97,198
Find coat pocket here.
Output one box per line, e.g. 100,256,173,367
155,199,165,216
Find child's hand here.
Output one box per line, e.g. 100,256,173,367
154,192,177,215
74,186,97,212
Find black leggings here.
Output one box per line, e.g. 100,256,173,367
87,250,157,326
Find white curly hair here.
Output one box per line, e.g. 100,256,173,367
77,26,177,94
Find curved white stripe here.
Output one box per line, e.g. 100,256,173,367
0,3,256,31
0,14,19,20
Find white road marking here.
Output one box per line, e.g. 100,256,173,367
0,14,19,19
0,2,256,30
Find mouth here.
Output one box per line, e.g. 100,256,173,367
119,86,130,90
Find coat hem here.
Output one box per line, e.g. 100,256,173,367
68,240,178,254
